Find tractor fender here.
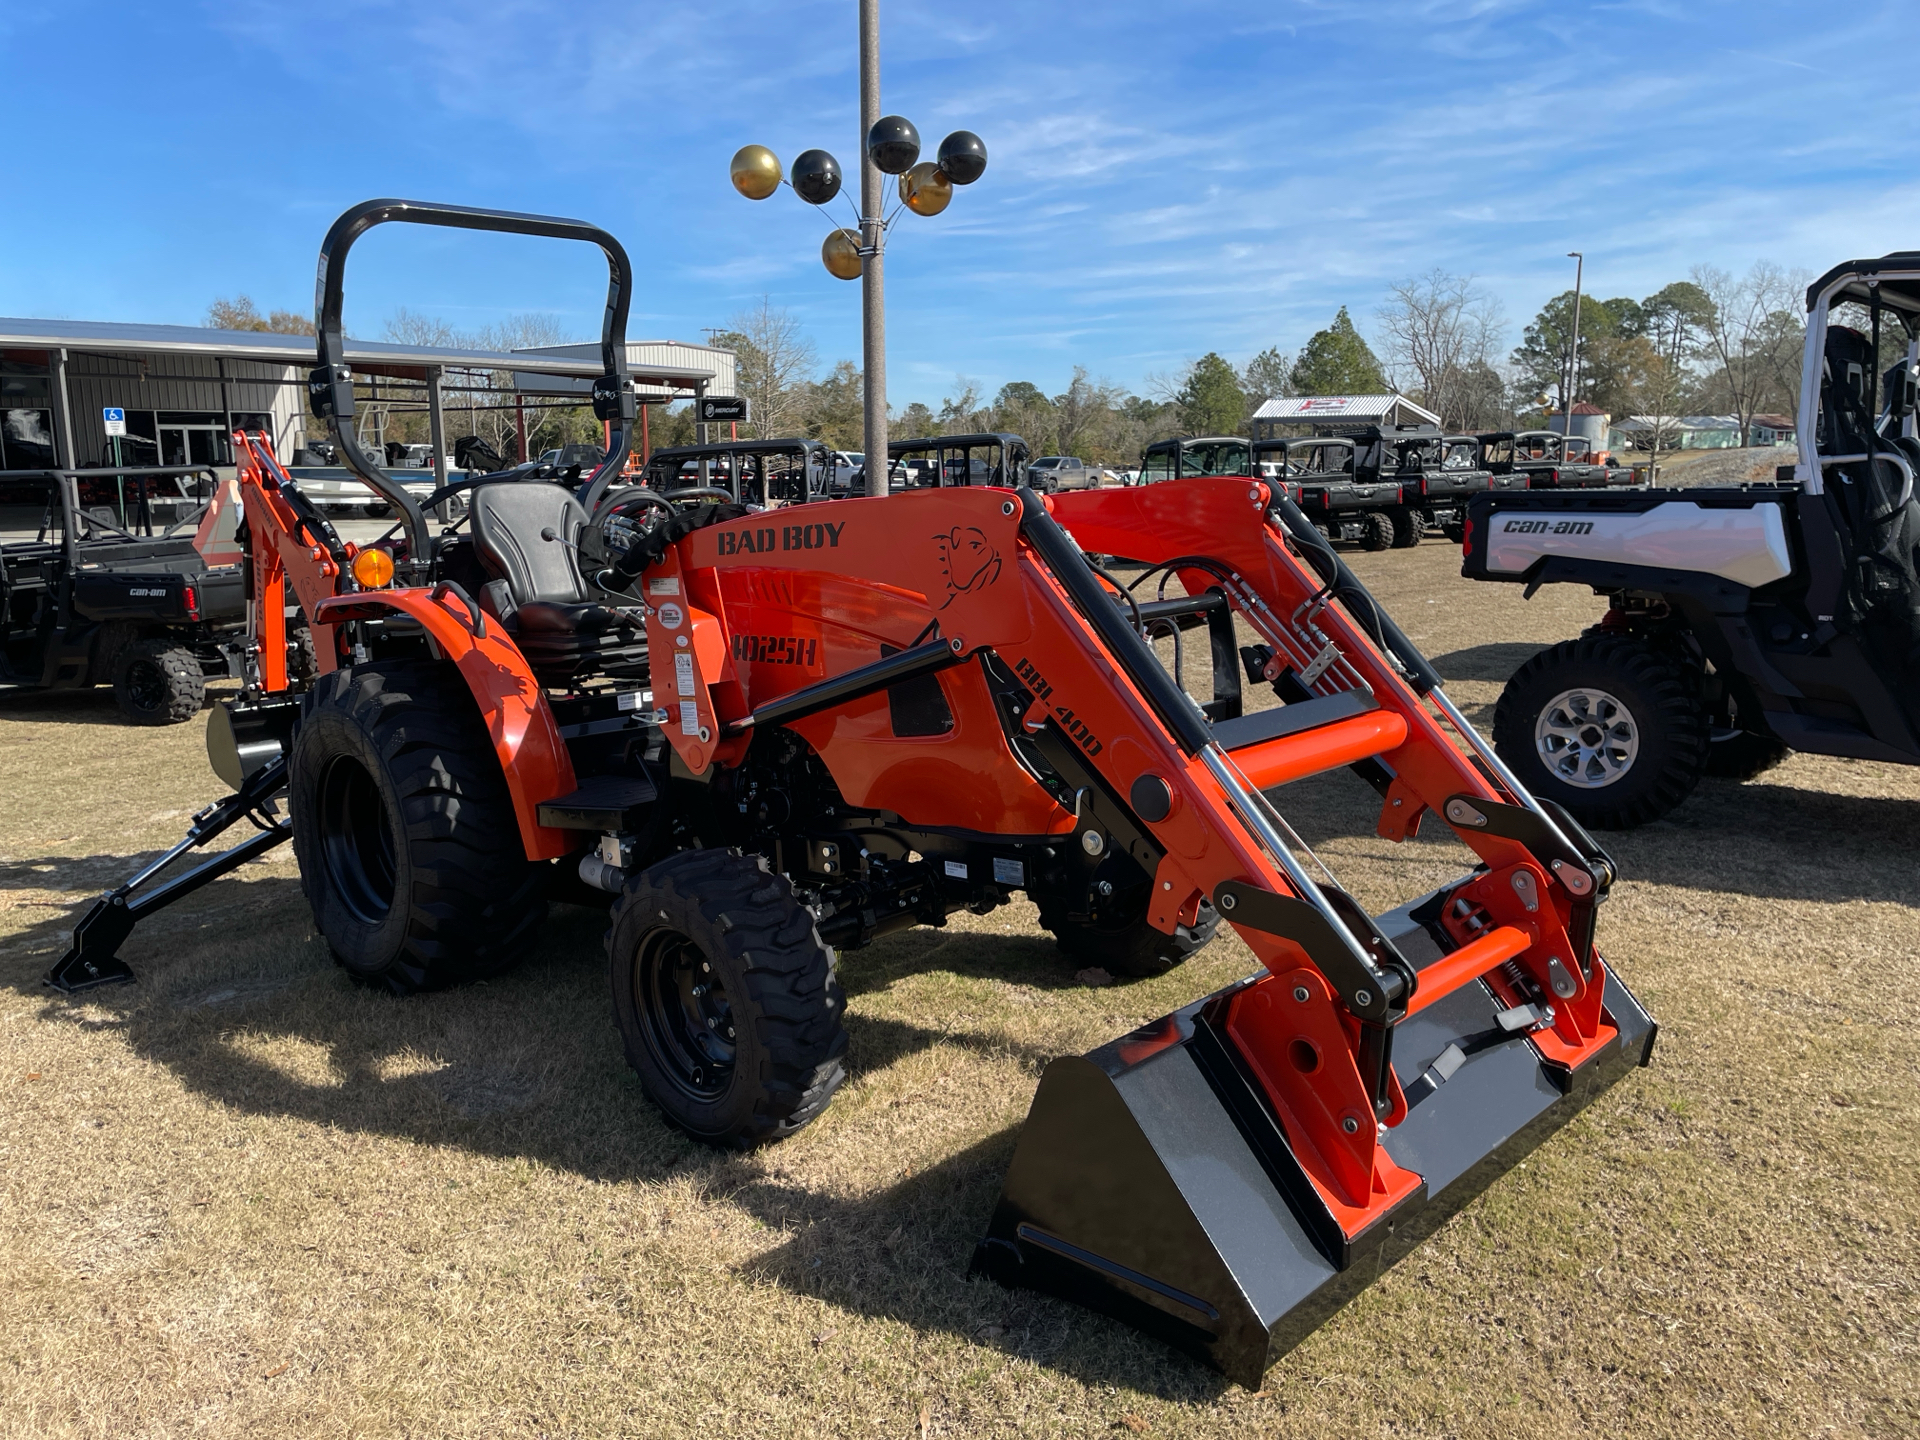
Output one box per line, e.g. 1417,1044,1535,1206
311,587,578,860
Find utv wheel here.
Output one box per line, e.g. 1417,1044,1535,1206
608,849,848,1148
290,659,545,993
113,638,204,725
1492,636,1707,829
1387,508,1422,549
1704,727,1791,780
1041,882,1219,979
1358,512,1393,552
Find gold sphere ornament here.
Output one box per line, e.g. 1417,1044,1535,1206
730,144,782,200
821,228,863,281
898,161,953,217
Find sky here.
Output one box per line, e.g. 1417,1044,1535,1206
3,0,1917,409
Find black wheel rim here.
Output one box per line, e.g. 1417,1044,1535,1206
124,658,167,713
317,754,397,924
636,928,735,1100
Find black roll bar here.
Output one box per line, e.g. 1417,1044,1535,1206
308,198,636,575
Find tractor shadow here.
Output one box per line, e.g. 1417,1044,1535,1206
727,1128,1233,1404
2,864,1076,1187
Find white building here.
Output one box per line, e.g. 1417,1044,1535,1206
1249,393,1442,440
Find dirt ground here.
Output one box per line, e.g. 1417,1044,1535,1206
2,540,1916,1439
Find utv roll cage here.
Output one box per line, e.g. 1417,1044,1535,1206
1796,250,1920,497
1250,436,1356,477
639,438,832,506
881,432,1031,489
0,464,222,564
1138,435,1252,483
1473,432,1517,474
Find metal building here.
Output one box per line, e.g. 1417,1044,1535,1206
0,318,731,480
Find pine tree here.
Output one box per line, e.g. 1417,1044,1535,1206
1289,308,1387,395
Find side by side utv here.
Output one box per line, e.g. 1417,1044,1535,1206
1463,250,1920,827
48,198,1654,1387
0,463,258,723
1251,436,1405,550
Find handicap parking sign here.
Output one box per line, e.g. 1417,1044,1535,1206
102,407,127,436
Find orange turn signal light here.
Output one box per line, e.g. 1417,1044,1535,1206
352,547,395,589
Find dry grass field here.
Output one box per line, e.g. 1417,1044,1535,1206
2,541,1916,1438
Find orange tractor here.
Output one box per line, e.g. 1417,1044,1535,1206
49,200,1653,1386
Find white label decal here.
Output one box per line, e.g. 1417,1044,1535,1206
648,576,680,596
679,701,700,735
656,602,684,629
675,653,695,696
617,689,644,712
992,857,1024,886
943,860,969,880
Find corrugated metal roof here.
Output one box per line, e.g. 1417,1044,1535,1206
0,316,611,379
1250,393,1442,424
512,340,729,398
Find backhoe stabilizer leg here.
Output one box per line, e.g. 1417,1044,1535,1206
43,759,293,994
974,875,1657,1388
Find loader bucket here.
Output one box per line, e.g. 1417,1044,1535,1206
974,890,1656,1387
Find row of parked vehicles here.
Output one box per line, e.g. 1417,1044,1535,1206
0,419,1641,728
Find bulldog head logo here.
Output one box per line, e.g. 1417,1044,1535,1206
935,525,1001,609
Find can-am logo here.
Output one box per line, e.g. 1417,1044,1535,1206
1501,518,1595,535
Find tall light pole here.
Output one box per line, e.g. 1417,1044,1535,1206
729,8,988,497
1563,251,1585,435
859,0,885,496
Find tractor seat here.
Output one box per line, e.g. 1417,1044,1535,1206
468,481,647,683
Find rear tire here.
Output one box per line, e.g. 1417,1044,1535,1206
608,849,848,1147
113,638,204,725
290,659,545,993
1704,727,1790,780
1388,508,1422,549
1358,511,1393,551
1492,636,1707,829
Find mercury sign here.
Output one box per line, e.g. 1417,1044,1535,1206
699,397,750,423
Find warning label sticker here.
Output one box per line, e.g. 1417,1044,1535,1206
675,652,695,696
679,701,700,736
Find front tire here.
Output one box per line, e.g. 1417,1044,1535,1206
1388,507,1422,549
1041,875,1219,978
1492,636,1707,829
608,849,849,1148
113,638,204,725
290,659,545,992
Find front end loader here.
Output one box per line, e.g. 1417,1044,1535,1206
46,198,1653,1388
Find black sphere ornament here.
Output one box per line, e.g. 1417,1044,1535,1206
790,149,843,205
936,130,988,186
866,115,921,175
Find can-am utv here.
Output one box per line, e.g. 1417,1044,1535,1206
1462,250,1920,826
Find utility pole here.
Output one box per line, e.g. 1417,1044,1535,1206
859,0,886,496
1563,251,1585,436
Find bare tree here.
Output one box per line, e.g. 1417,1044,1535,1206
1054,367,1124,456
1376,270,1506,429
712,297,817,440
1692,261,1800,442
